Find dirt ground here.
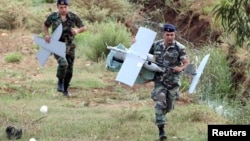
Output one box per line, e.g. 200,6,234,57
0,29,35,63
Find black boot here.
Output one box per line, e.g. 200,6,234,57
158,124,167,140
63,83,71,97
5,126,22,140
57,79,64,92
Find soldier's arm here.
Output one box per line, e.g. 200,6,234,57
71,26,87,36
44,25,51,43
180,58,189,71
173,58,189,72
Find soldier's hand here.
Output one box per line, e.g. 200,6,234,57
131,36,136,44
71,28,78,36
172,66,183,73
45,35,50,43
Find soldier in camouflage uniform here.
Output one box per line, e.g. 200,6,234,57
44,0,87,97
149,23,189,140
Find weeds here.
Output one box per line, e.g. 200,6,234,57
4,52,23,63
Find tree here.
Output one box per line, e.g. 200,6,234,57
213,0,250,47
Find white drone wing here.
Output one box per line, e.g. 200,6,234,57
36,47,51,67
34,35,66,57
33,24,66,67
188,54,210,94
129,27,157,59
115,27,157,86
51,24,63,41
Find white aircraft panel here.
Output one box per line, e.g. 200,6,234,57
36,48,51,66
189,54,210,94
34,35,66,58
111,27,157,87
51,24,62,41
115,53,145,87
33,23,66,67
129,27,157,59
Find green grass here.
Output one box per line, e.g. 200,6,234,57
4,52,23,63
0,57,231,141
0,91,229,141
1,26,249,141
0,30,247,141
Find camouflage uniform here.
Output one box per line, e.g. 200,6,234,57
44,11,84,92
150,39,187,125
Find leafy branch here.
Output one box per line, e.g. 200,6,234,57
213,0,250,47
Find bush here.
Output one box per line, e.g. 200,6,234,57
77,21,132,62
0,1,32,29
4,52,23,63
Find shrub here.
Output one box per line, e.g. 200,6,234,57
4,52,23,63
77,21,132,62
0,1,32,29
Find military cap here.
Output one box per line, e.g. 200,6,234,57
163,23,176,32
57,0,68,5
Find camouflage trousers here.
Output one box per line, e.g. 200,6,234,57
151,84,179,125
54,43,75,85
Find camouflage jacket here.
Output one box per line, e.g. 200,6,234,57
44,11,84,45
150,40,187,88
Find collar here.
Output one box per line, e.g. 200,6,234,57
162,41,176,49
56,12,72,19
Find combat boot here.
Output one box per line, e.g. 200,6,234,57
158,124,167,140
63,83,71,97
57,79,64,92
5,126,22,140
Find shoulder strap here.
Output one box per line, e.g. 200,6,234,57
175,41,180,52
174,41,181,61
